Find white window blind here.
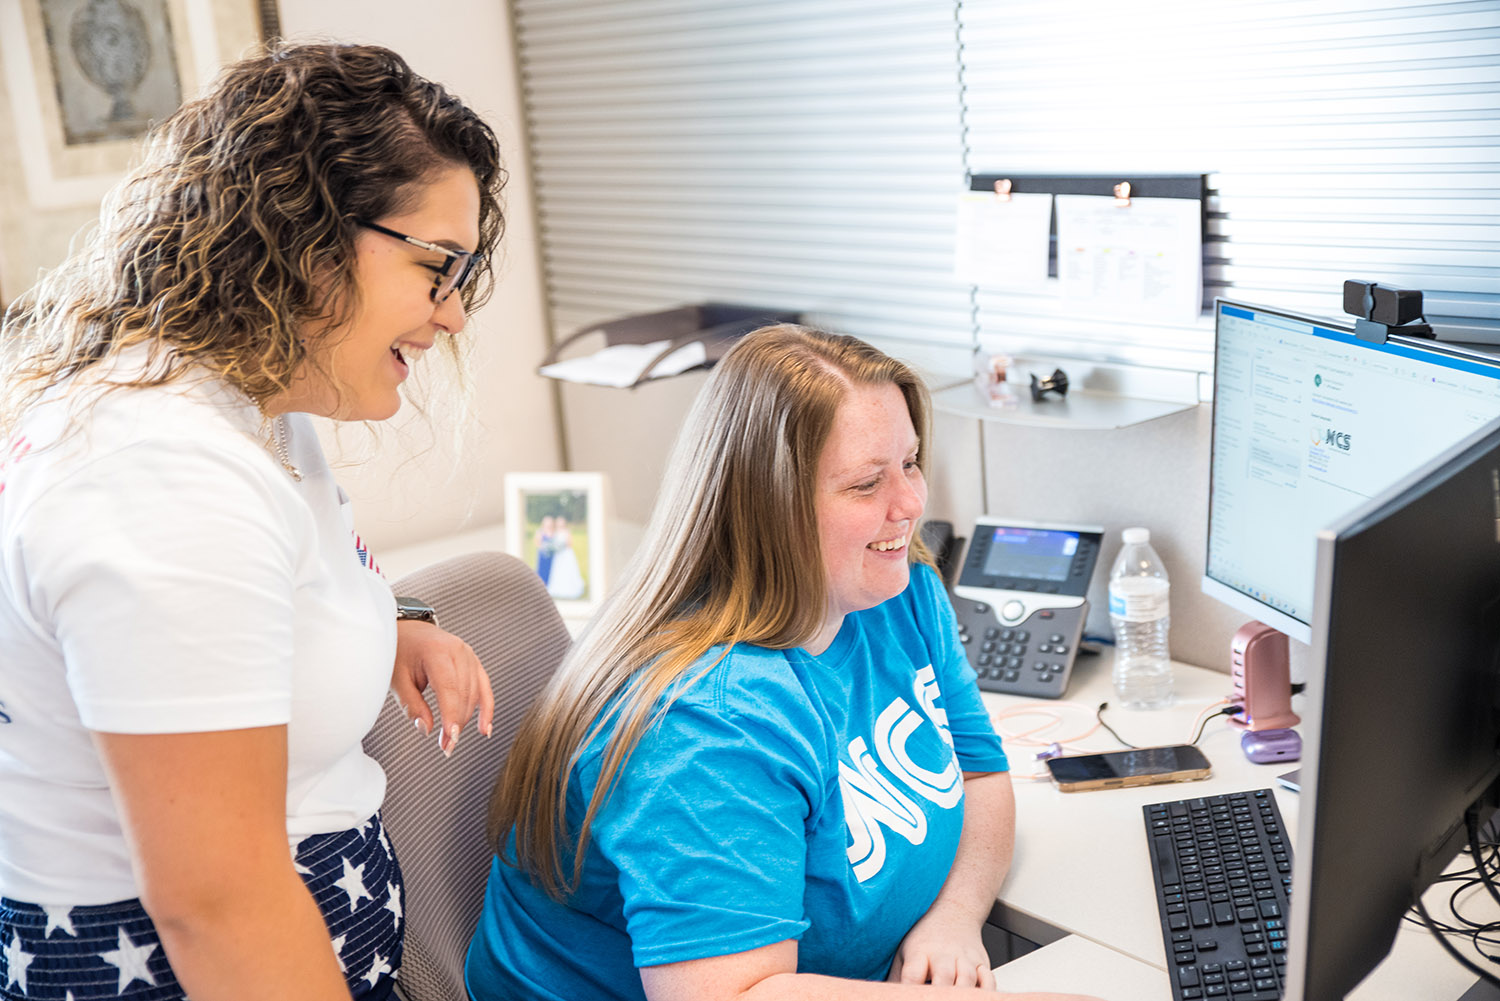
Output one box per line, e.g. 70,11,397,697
514,0,1500,377
960,0,1500,370
510,0,975,367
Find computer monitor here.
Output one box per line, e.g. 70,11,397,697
1204,299,1500,645
1284,418,1500,1000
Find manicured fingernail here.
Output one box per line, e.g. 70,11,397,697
412,718,423,730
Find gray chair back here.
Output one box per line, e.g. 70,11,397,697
364,551,570,1001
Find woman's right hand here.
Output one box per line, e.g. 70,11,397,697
391,618,494,756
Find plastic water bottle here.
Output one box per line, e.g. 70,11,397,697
1109,527,1174,709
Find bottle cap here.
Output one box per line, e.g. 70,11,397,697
1121,527,1150,545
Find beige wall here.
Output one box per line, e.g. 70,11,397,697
0,0,560,553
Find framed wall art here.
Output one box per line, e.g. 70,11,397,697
0,0,266,208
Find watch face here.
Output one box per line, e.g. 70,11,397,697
395,597,436,622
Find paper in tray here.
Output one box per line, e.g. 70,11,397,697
538,339,708,388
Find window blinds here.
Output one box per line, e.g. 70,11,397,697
960,0,1500,370
510,0,975,367
513,0,1500,376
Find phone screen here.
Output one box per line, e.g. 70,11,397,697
980,527,1079,582
1045,744,1211,784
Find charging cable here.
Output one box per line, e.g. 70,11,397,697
1091,697,1238,750
990,701,1107,781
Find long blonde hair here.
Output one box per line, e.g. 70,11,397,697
490,324,934,898
0,42,505,434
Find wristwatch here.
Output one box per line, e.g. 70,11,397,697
394,595,438,626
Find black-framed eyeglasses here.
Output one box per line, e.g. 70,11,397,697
357,219,480,304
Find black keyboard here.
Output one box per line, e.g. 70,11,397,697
1144,789,1293,1001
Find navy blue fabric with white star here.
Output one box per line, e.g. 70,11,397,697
0,812,403,1000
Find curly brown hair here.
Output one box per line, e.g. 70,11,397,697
0,41,505,430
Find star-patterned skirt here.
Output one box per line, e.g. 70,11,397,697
0,811,403,1000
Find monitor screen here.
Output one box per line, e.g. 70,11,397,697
1204,299,1500,642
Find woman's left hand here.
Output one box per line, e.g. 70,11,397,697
391,619,495,756
887,906,996,989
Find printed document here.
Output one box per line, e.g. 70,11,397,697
954,190,1052,292
1056,194,1202,324
539,339,708,388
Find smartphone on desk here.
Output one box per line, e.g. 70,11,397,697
1045,744,1212,793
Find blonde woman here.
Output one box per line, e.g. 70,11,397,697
0,44,502,1001
468,326,1101,1001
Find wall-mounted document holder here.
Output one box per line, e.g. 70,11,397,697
957,171,1212,338
539,303,801,389
968,173,1206,204
965,172,1209,277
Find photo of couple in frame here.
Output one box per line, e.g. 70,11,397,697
504,472,607,617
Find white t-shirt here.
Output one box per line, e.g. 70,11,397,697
0,361,394,905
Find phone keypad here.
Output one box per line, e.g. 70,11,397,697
954,599,1085,698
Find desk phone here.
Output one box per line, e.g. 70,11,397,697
950,518,1103,698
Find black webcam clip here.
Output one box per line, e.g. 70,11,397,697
1343,280,1432,344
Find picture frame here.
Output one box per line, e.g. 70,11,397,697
504,472,608,618
0,0,266,209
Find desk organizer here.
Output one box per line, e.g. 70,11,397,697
540,303,801,389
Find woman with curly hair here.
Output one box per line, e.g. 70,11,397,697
0,42,504,1001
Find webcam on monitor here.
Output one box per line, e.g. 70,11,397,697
1343,279,1432,342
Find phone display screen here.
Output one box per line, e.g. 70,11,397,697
980,527,1079,582
1045,745,1211,784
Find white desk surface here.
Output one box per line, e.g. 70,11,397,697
984,650,1493,1000
991,936,1168,1000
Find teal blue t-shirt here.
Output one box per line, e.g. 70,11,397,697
465,565,1009,1000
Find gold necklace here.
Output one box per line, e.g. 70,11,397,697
270,415,303,481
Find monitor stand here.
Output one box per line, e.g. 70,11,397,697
1459,979,1500,1001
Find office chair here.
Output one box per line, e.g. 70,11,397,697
364,551,571,1001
